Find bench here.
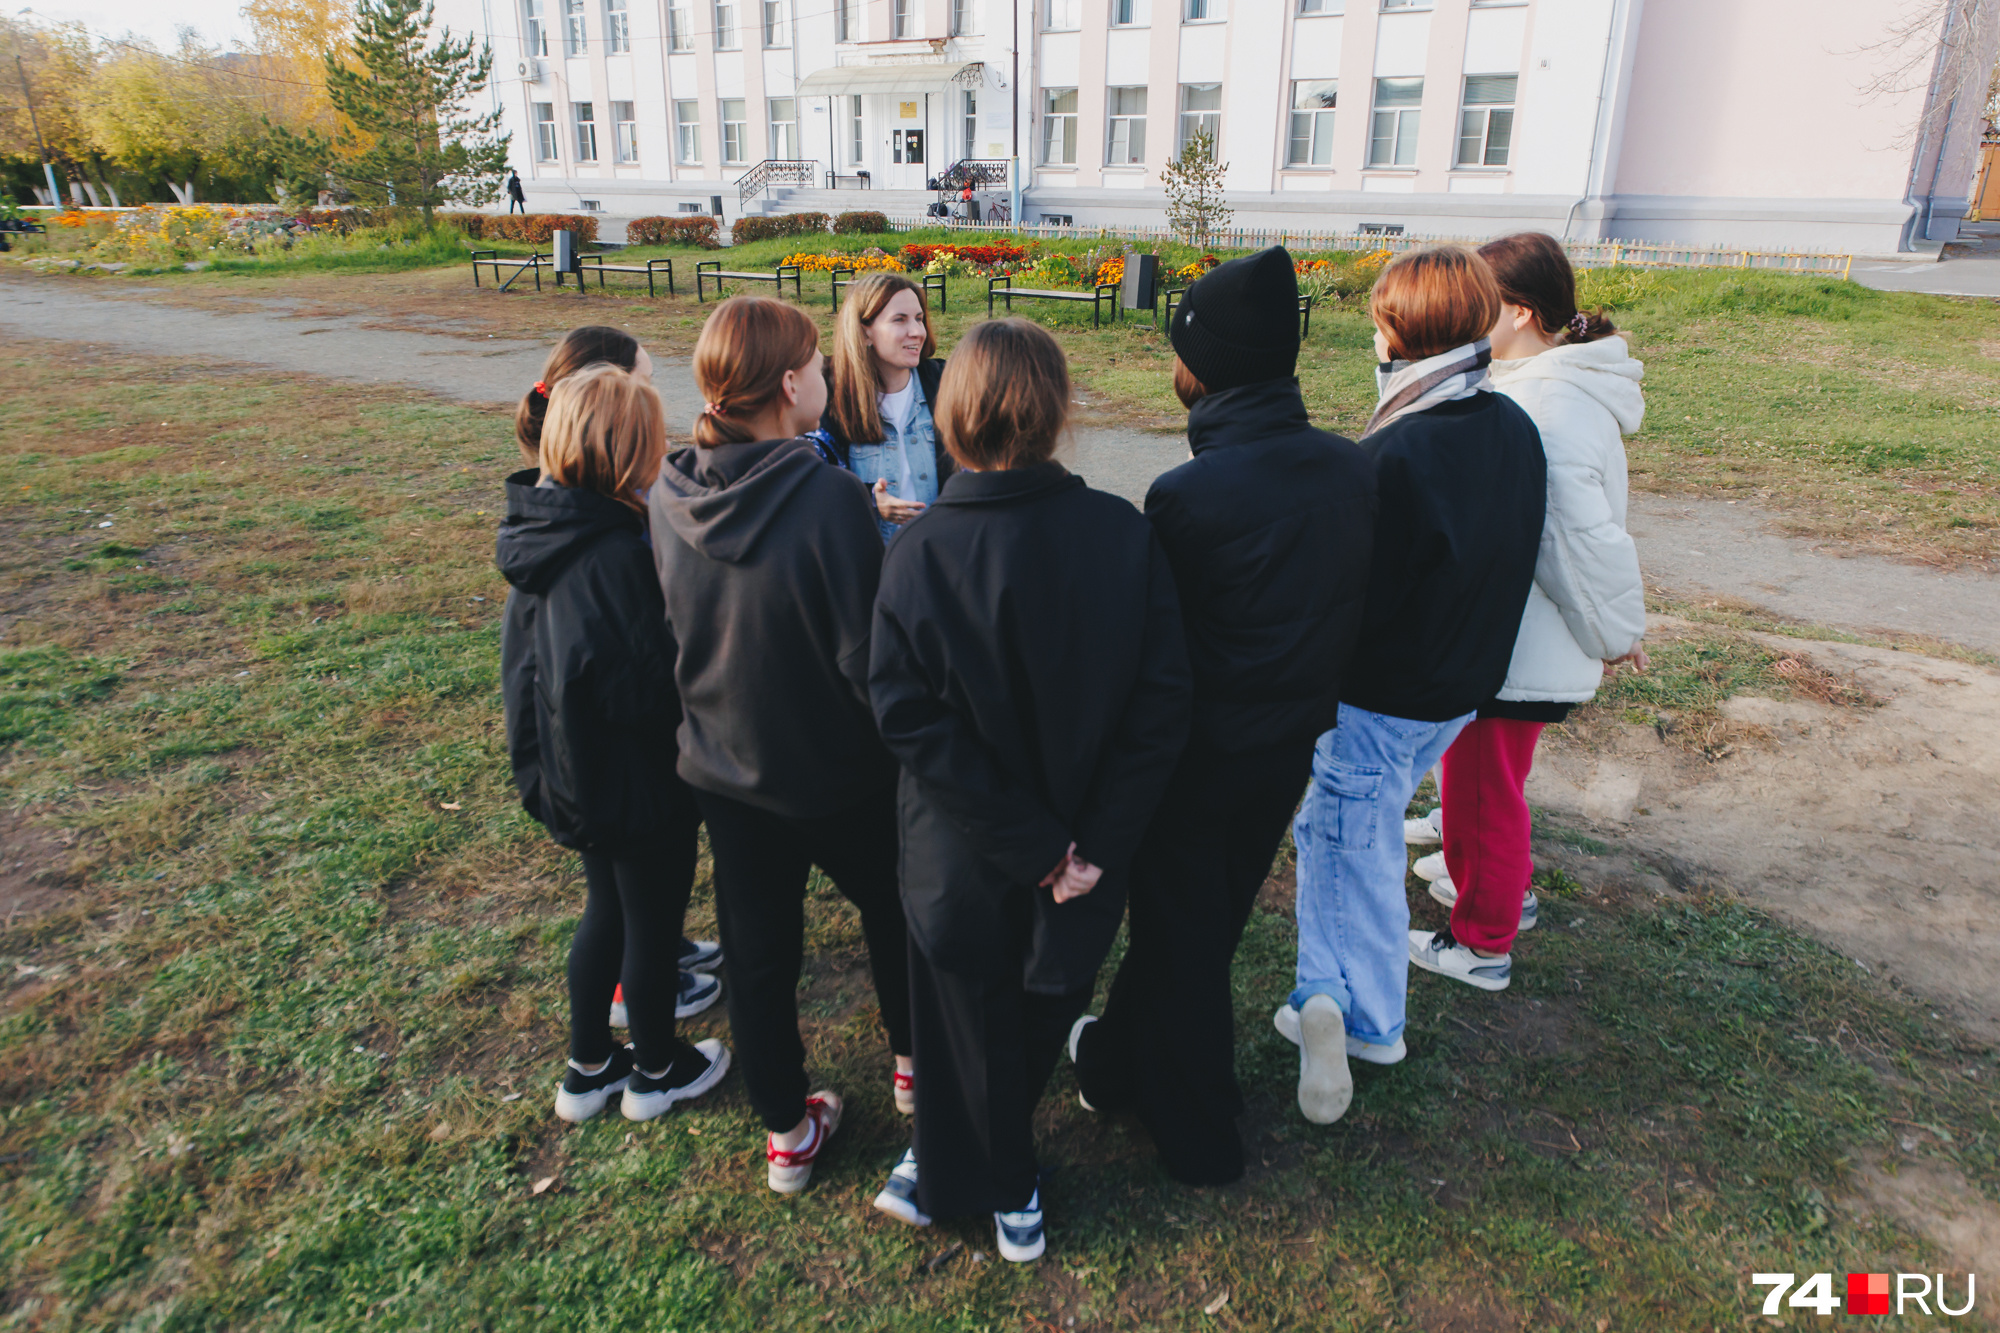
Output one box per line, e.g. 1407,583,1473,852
832,268,946,314
573,254,677,296
695,260,804,302
470,249,548,292
986,274,1120,328
1158,286,1316,337
825,171,872,189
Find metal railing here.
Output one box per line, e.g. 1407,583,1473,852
738,160,819,208
934,159,1011,190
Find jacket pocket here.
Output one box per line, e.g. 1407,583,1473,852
1310,756,1384,851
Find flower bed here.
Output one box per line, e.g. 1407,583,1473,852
780,250,905,273
901,240,1028,267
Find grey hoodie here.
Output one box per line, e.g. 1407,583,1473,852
649,436,896,818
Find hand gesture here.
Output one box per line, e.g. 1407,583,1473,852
1603,643,1651,678
1039,842,1104,903
873,478,927,525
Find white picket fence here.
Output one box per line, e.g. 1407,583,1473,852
879,216,1856,278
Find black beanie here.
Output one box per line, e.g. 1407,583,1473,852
1169,246,1301,392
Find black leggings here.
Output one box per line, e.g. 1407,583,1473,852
568,799,700,1072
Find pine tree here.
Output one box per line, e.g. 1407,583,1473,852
270,0,506,220
1162,128,1232,249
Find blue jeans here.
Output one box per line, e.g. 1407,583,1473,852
1291,703,1473,1045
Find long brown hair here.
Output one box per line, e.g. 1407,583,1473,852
1476,232,1617,345
539,362,666,515
826,272,937,444
1368,246,1503,363
934,318,1068,471
515,325,640,463
690,296,821,447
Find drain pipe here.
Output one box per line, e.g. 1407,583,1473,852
1903,1,1959,250
1562,0,1630,241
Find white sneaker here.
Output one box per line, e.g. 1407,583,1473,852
994,1189,1046,1262
1272,1003,1406,1064
1294,995,1353,1125
621,1039,730,1121
1412,850,1447,882
1403,807,1443,845
873,1147,931,1227
1067,1014,1097,1111
1409,929,1512,992
1426,875,1539,931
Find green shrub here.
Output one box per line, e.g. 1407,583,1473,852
627,215,721,248
480,213,598,245
728,212,830,244
436,211,489,239
832,210,889,234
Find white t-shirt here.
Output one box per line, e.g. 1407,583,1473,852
878,376,920,495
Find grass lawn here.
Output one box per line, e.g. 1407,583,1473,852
1,347,1995,1330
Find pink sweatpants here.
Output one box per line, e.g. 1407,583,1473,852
1438,718,1545,955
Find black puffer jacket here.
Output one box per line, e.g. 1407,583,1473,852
1143,378,1375,752
498,470,684,854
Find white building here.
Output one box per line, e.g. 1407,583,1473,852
450,0,1999,255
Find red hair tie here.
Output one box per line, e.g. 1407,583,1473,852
532,381,550,398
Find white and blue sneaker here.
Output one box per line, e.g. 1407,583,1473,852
1272,1003,1407,1065
678,937,724,971
872,1148,931,1227
1409,928,1512,992
1403,807,1443,845
994,1189,1046,1262
609,969,724,1029
1424,873,1539,932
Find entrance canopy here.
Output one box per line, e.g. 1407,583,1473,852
796,62,982,98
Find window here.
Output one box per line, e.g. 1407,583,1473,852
1287,79,1337,165
1040,88,1078,164
1040,213,1073,225
768,98,797,158
523,0,548,56
894,0,914,36
533,101,558,159
763,0,787,45
1178,82,1220,152
1045,0,1078,29
1369,77,1422,165
667,2,692,48
1297,0,1342,11
835,0,856,40
1184,0,1217,18
1111,0,1138,23
721,98,747,162
1106,86,1146,164
951,0,975,35
715,1,738,47
1380,0,1429,8
962,90,978,157
848,95,865,163
563,0,586,54
572,101,598,160
612,100,637,161
1456,74,1516,166
674,100,701,161
603,0,629,51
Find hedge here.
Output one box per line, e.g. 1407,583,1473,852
728,212,832,244
445,213,599,244
832,210,889,234
626,215,721,247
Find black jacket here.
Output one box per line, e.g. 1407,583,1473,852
816,356,956,487
1341,392,1547,722
498,470,685,854
649,436,896,818
870,462,1192,991
1144,378,1375,752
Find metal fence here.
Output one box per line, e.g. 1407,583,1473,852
876,216,1856,278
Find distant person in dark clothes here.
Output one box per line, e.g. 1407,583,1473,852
498,363,730,1127
867,318,1192,1262
1069,247,1376,1186
507,170,526,214
649,296,913,1196
1278,246,1546,1128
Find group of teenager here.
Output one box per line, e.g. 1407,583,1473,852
496,231,1648,1262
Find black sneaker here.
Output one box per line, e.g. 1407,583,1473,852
678,937,724,971
622,1038,731,1121
553,1045,634,1123
677,969,722,1018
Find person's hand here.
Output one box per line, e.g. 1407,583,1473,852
1051,856,1103,903
873,478,926,524
1603,643,1651,677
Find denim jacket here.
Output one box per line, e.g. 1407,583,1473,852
849,390,942,544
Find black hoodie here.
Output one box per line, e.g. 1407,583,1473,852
649,436,896,818
497,469,686,854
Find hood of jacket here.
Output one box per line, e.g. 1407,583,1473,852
496,468,643,595
1489,335,1645,435
1185,377,1311,452
651,437,823,564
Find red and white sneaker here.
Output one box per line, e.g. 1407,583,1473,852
767,1090,842,1194
892,1066,915,1115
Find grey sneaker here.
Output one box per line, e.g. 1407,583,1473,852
1294,995,1353,1125
1409,928,1512,992
1426,874,1539,931
1272,1003,1407,1065
994,1189,1046,1262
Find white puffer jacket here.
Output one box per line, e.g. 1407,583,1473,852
1489,336,1647,703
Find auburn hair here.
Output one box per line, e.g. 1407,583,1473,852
1368,246,1504,363
826,273,937,444
1171,356,1207,411
1477,231,1617,345
515,325,640,463
690,296,821,447
539,362,666,515
934,318,1069,471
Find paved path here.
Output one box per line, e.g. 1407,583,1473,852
2,279,1994,654
1852,220,2000,298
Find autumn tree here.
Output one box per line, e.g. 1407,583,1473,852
0,18,99,202
241,0,355,131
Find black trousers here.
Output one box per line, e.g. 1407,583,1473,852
909,899,1093,1220
569,785,702,1072
1075,737,1315,1186
695,787,912,1132
507,196,525,213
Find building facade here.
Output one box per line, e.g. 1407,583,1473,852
449,0,1998,255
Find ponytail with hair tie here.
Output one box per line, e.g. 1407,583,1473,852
1566,312,1590,341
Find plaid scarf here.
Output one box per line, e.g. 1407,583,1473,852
1361,339,1494,439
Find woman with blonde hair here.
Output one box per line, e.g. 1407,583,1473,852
498,362,730,1126
818,272,951,541
650,296,914,1195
